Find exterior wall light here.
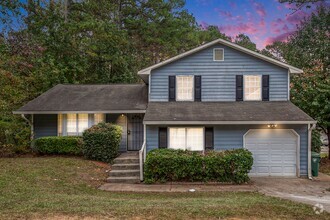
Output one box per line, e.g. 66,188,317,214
267,124,277,128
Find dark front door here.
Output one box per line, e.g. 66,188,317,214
127,114,144,151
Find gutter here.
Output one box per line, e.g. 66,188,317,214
308,123,316,179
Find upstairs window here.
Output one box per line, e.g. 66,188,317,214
213,48,224,61
244,75,262,101
176,75,194,101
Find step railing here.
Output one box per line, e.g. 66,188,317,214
139,141,146,181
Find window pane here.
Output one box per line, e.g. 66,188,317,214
94,113,105,124
187,128,204,151
214,48,224,61
58,114,62,136
169,128,186,150
244,75,261,100
67,114,77,135
78,114,89,134
176,76,193,101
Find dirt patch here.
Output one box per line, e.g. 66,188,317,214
320,158,330,175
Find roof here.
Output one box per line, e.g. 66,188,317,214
138,38,303,82
143,101,315,124
14,84,148,114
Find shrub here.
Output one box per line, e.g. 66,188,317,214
33,136,83,155
144,148,253,184
0,119,31,156
82,122,122,163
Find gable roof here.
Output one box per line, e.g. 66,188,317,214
143,101,315,124
138,38,303,82
14,84,148,114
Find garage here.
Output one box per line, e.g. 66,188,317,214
244,129,299,177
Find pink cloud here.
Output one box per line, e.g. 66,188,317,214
218,22,259,36
217,9,233,19
250,0,267,17
264,31,295,47
282,24,289,32
215,8,243,22
277,5,283,11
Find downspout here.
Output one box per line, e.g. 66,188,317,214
21,114,34,144
308,123,316,179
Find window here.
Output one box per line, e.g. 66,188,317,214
176,76,194,101
94,113,105,124
169,127,204,151
244,75,262,101
67,113,77,135
213,48,224,61
58,114,62,136
58,113,105,136
78,114,88,135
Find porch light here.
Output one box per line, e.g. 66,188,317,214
121,114,124,117
267,124,277,128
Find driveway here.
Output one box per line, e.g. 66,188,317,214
252,173,330,213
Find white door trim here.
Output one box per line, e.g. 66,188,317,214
243,129,300,177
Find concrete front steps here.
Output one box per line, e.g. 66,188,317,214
107,152,140,184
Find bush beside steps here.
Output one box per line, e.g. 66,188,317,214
82,122,122,163
144,148,253,184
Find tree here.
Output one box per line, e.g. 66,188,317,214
287,6,330,157
234,34,257,51
279,0,326,12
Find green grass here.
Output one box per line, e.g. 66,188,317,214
0,157,329,219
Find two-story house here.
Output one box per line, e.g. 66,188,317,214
14,39,316,180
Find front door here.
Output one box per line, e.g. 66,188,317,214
127,114,144,151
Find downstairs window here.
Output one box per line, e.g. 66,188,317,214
168,127,204,151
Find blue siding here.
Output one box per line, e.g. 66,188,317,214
150,43,288,102
146,124,308,176
146,125,158,152
34,114,57,138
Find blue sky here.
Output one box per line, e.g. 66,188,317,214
184,0,327,49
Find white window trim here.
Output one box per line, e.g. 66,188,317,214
213,48,224,61
167,127,205,151
243,75,262,101
176,75,194,101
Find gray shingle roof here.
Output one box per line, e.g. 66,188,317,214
15,84,148,113
143,101,315,123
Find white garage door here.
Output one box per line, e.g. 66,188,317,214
244,129,298,177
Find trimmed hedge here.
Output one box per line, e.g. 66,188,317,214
33,136,83,155
82,122,122,163
144,149,253,184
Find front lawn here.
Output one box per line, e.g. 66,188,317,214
0,157,328,219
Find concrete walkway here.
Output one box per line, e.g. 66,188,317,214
99,173,330,213
99,182,256,192
252,173,330,213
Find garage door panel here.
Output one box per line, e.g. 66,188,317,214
245,129,298,177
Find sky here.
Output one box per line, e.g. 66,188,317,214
184,0,328,49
